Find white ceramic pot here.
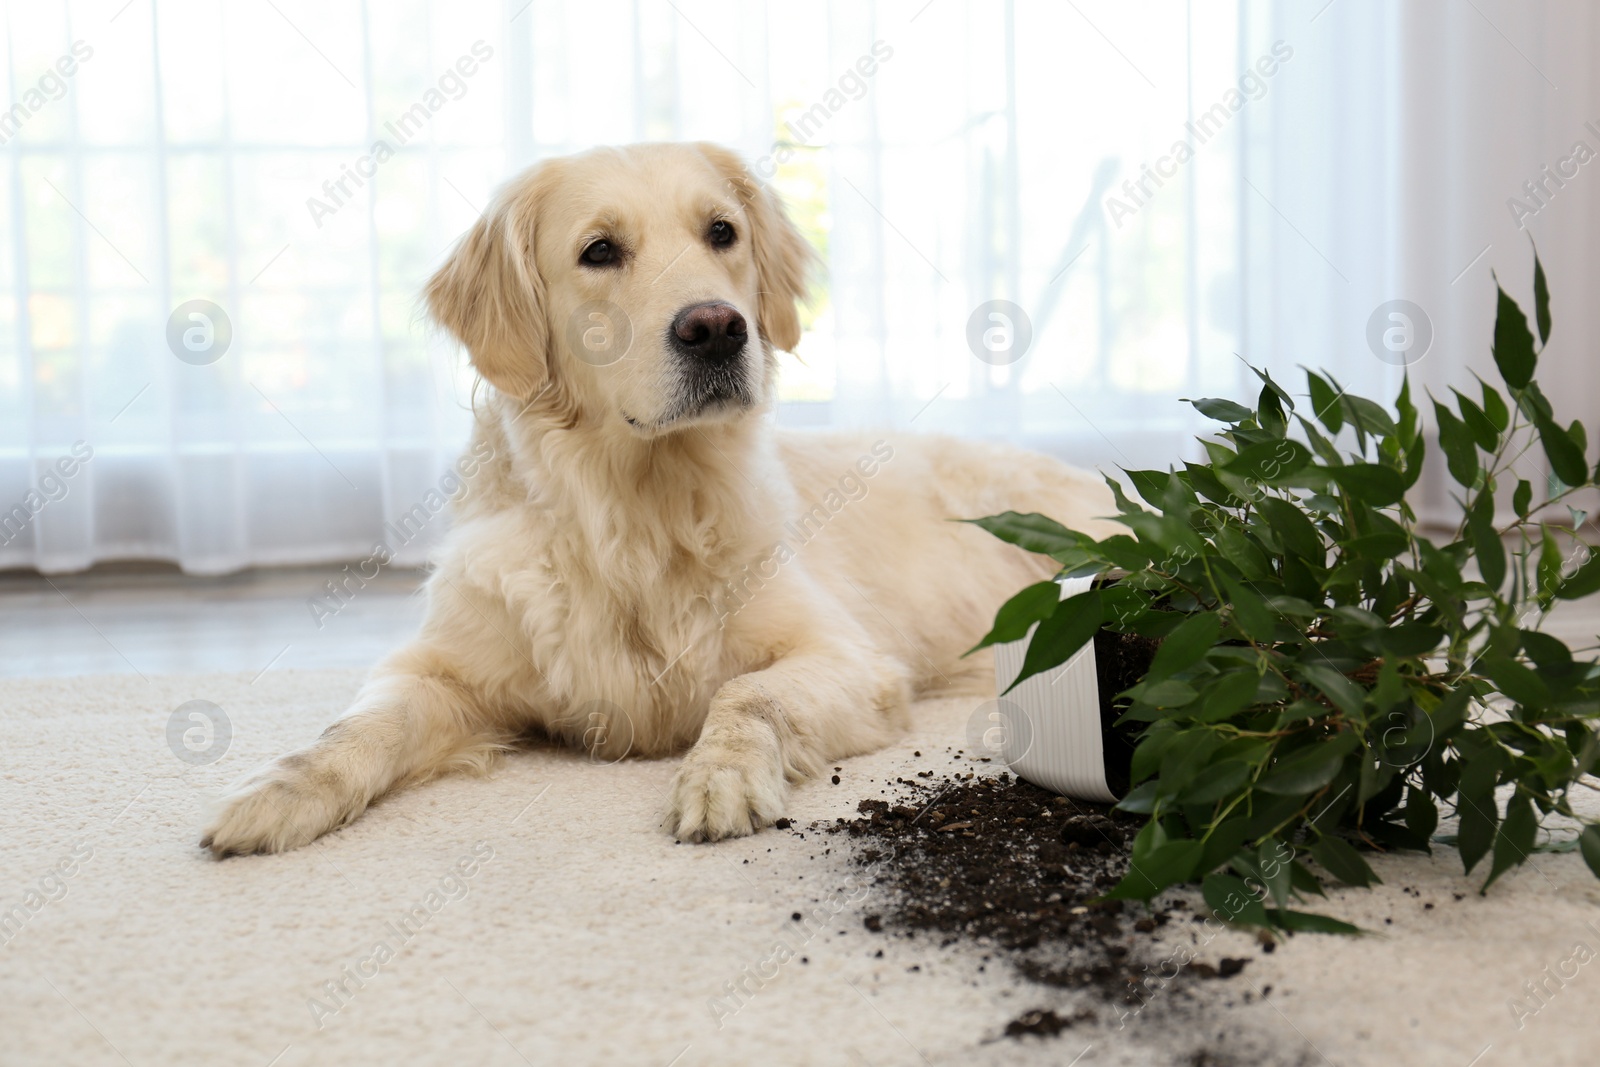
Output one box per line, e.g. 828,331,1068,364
990,575,1122,802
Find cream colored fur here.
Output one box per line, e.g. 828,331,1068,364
201,142,1116,854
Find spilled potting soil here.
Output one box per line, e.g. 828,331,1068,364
814,766,1261,1039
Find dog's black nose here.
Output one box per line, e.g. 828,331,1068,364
670,302,747,363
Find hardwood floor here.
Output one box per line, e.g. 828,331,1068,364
0,564,427,678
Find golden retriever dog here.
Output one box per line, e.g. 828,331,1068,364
201,142,1113,855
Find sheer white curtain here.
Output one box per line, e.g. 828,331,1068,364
2,0,503,573
1239,0,1600,523
4,0,1596,575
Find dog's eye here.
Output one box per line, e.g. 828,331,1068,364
708,220,736,248
580,239,615,266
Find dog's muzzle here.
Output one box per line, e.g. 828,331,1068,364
665,301,755,419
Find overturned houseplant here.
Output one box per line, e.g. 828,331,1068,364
968,256,1600,932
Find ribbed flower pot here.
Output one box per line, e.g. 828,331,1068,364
990,575,1158,802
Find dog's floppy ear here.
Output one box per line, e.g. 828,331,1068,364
425,179,548,400
697,143,815,353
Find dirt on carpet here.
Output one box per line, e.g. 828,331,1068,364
813,767,1263,1040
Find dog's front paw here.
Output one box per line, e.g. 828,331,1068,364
200,760,355,858
666,728,788,843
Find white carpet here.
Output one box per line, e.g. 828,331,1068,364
3,669,1598,1066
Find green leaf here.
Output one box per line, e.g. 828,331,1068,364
1492,282,1536,389
1182,760,1251,805
1188,397,1254,423
1452,389,1500,452
1198,816,1255,875
1366,821,1430,853
1518,381,1554,421
1331,604,1385,633
1458,737,1509,795
1247,363,1296,411
964,512,1084,558
1579,825,1600,880
1214,526,1273,580
1137,679,1199,708
1273,698,1327,731
1478,656,1550,709
1433,401,1480,488
1404,788,1438,842
1112,506,1203,557
1480,377,1510,433
1377,718,1429,778
1416,540,1465,593
1256,840,1294,909
1306,371,1344,432
1184,462,1244,507
1372,659,1406,712
1202,873,1269,927
1556,546,1600,600
1401,424,1427,490
1195,668,1262,723
1328,463,1407,507
1540,527,1565,601
1107,839,1203,900
1257,498,1324,561
1467,490,1506,592
1300,417,1343,465
1484,790,1537,891
1342,395,1400,444
1396,374,1419,445
1428,688,1472,741
1158,728,1223,795
1563,724,1598,776
1202,439,1239,468
1258,733,1359,795
1100,582,1151,630
1533,250,1552,345
1264,909,1362,935
1219,575,1275,642
1259,383,1289,436
1226,439,1313,482
1457,789,1500,874
1357,750,1395,805
1513,479,1533,519
1003,590,1101,693
1115,780,1159,814
1520,629,1572,671
1129,724,1178,785
1345,532,1409,560
1298,663,1366,717
1288,860,1325,898
1535,410,1589,488
1096,535,1155,574
1123,469,1173,508
1376,623,1443,657
966,581,1061,654
1146,612,1223,679
1310,836,1380,887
